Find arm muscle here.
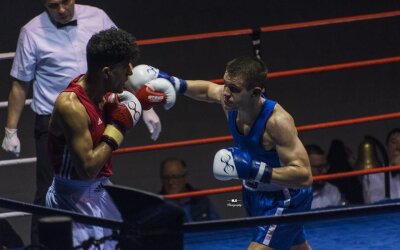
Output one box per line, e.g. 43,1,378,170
267,106,312,188
52,93,112,179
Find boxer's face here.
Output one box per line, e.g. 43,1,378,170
44,0,76,24
161,161,187,194
104,62,133,93
387,132,400,165
308,153,329,176
222,72,252,111
309,153,329,190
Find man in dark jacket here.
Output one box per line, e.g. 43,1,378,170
159,158,219,222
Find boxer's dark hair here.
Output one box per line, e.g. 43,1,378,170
225,56,268,90
86,27,140,72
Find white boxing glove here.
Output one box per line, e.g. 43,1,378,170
135,78,176,110
142,108,161,141
2,127,21,157
128,64,158,90
213,147,272,183
108,91,142,126
213,148,239,181
129,64,187,94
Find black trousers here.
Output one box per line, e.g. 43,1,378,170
31,114,54,245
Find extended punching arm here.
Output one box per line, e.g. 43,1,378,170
128,64,187,94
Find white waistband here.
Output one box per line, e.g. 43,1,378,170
51,175,111,194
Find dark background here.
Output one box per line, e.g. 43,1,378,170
0,0,399,245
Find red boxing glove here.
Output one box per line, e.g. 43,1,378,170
102,91,142,150
103,102,135,132
135,85,167,110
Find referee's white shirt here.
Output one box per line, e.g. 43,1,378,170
10,4,115,115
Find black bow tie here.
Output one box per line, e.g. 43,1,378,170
56,19,77,29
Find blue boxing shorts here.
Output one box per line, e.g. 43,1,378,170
242,184,313,250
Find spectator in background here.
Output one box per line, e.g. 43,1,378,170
327,139,364,204
386,128,400,199
361,129,400,203
305,144,343,209
159,158,219,222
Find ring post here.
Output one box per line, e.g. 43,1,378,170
38,216,73,250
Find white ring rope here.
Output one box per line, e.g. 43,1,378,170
0,157,37,167
0,99,32,109
0,211,30,219
0,53,42,220
0,52,30,108
0,52,15,61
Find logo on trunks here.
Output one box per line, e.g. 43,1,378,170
226,198,242,208
220,154,235,175
94,183,104,193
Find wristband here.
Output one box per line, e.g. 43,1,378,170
101,124,124,150
101,136,119,151
253,161,272,184
261,166,272,183
176,78,187,94
169,76,187,94
158,70,187,94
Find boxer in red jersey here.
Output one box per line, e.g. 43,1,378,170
45,27,174,249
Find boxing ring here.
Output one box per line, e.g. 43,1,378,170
185,204,400,249
1,8,400,249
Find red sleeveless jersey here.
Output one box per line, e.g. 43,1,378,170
48,76,112,179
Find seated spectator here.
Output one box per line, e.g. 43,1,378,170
305,144,343,209
386,128,400,199
327,139,364,204
159,158,219,222
360,129,400,203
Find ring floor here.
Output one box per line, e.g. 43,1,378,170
185,209,400,249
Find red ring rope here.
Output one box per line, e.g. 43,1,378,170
164,165,400,199
137,10,400,45
114,111,400,154
211,56,400,84
1,11,399,60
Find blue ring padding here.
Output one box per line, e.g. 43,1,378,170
184,200,400,232
1,193,400,233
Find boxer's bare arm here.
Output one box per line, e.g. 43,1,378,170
51,92,112,179
266,106,312,188
185,80,223,103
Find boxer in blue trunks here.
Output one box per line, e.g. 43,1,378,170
130,56,313,250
